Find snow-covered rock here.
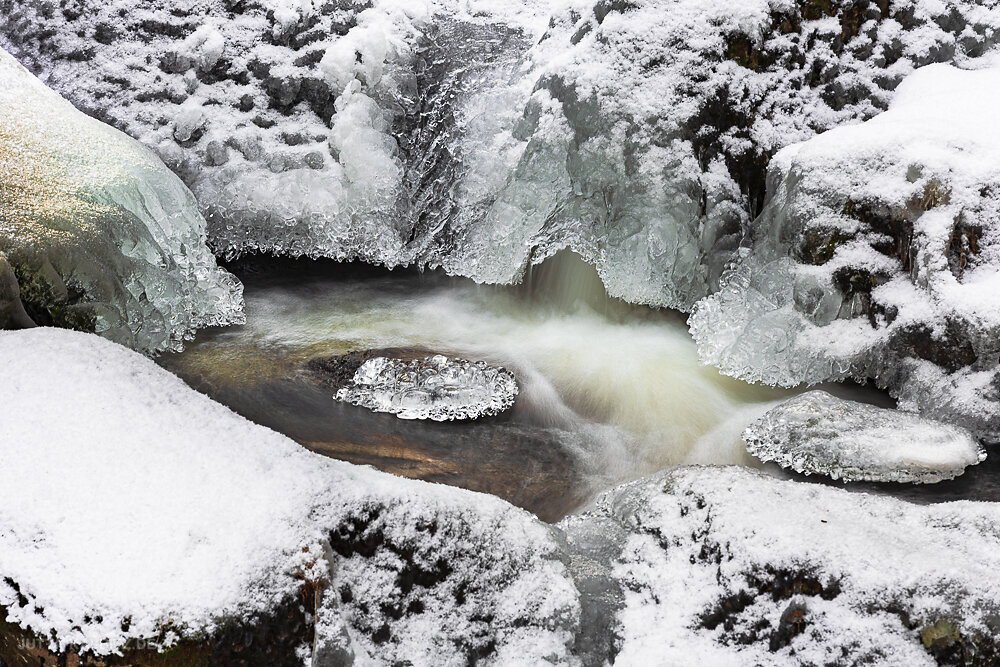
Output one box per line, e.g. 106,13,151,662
2,0,996,309
438,0,1000,307
691,61,1000,435
335,354,519,421
0,47,243,354
4,327,1000,665
742,390,985,483
574,465,1000,665
0,328,579,664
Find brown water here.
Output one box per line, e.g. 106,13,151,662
159,253,995,521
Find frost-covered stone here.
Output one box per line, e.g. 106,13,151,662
691,62,1000,435
742,390,985,483
0,47,243,353
6,328,1000,665
573,465,1000,665
0,328,578,664
335,354,518,421
2,0,996,309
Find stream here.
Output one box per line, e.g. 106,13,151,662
159,252,1000,521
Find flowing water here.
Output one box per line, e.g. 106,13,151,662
159,252,998,521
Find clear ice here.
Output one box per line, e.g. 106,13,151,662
742,391,986,484
0,47,244,354
335,354,519,421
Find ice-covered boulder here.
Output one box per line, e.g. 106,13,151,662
335,354,519,421
0,47,243,354
2,0,996,309
691,62,1000,435
0,328,578,665
742,390,985,483
572,465,1000,665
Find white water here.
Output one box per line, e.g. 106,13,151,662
198,253,890,501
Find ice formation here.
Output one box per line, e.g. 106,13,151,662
572,465,1000,665
742,390,986,483
0,327,577,663
0,47,243,353
2,0,997,308
691,61,1000,435
335,354,519,421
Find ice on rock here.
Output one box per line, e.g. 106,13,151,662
335,354,519,421
742,390,986,483
0,328,578,663
0,47,243,353
691,61,1000,435
2,0,996,309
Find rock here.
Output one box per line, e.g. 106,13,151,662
0,252,33,330
690,62,1000,434
334,354,519,421
6,330,1000,665
0,47,243,353
742,391,986,483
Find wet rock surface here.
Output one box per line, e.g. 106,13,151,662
743,390,986,483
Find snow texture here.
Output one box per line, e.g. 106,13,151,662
0,47,243,354
0,328,579,663
2,0,997,309
574,465,1000,666
742,390,985,483
691,60,1000,436
335,354,519,421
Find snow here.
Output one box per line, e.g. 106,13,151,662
2,0,995,310
743,390,986,483
3,328,1000,664
691,59,1000,434
335,354,519,421
0,47,244,354
0,328,579,661
582,465,1000,665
